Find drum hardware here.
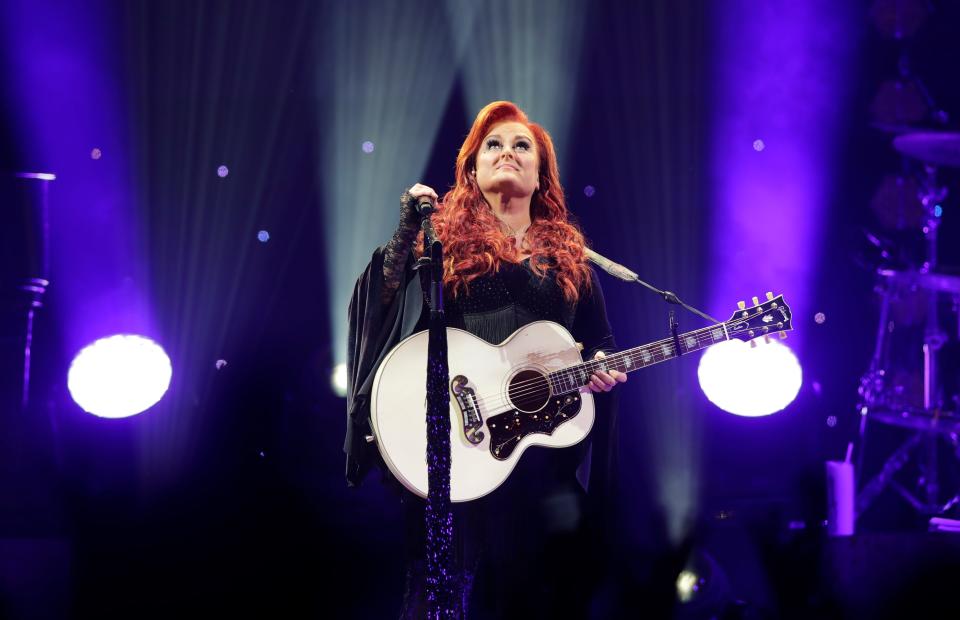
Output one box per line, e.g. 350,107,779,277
855,132,960,520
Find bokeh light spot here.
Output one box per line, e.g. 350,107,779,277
257,230,270,243
217,165,229,178
362,141,375,154
90,148,102,160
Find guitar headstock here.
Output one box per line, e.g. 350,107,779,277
724,293,793,345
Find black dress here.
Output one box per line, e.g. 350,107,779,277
346,250,619,619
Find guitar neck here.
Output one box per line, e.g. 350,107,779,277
548,322,731,393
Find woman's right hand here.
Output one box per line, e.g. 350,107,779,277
407,183,438,206
399,183,438,231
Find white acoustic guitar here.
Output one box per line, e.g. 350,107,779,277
370,294,793,502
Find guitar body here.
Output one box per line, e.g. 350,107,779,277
368,293,796,503
370,321,594,502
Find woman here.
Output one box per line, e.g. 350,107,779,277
346,101,626,618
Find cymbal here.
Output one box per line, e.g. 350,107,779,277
893,131,960,167
870,121,926,135
878,268,960,294
869,407,960,434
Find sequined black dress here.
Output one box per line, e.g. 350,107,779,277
346,249,619,619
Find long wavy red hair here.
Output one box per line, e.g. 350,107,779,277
424,101,590,302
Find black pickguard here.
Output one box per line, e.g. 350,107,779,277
486,393,583,460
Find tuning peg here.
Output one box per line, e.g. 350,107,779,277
764,335,771,344
737,300,746,310
766,292,774,301
752,296,760,306
750,339,758,348
779,331,787,340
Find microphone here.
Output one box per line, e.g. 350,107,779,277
417,197,437,215
584,247,638,282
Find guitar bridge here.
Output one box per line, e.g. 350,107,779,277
451,375,484,444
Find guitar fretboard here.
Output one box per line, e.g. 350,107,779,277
548,323,730,394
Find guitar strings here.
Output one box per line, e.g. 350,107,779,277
464,325,729,410
464,326,772,409
475,327,720,403
460,311,784,409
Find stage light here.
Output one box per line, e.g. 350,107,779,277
217,165,229,177
697,339,802,417
318,0,463,374
445,0,588,169
90,148,102,159
676,569,701,603
331,362,348,398
583,185,595,198
67,334,172,419
709,3,857,361
674,549,735,619
257,230,270,243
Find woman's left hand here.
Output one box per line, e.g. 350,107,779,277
586,351,627,393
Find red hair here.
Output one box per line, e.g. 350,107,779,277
424,101,591,303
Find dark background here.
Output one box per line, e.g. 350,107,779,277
3,1,960,617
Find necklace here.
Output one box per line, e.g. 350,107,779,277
498,219,531,252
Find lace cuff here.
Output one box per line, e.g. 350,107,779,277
381,192,421,305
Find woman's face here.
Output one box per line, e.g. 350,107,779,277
474,121,540,198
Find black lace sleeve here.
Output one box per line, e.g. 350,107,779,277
381,192,421,306
571,267,616,360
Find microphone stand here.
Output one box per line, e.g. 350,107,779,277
418,203,458,619
585,248,720,353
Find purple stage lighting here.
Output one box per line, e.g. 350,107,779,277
583,185,596,198
709,2,857,340
707,2,857,413
67,335,172,419
90,148,102,160
361,140,375,154
257,230,270,243
697,339,802,417
217,165,229,177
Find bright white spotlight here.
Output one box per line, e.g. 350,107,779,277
67,334,172,418
331,362,348,398
697,338,802,417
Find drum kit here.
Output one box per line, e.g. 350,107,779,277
856,129,960,520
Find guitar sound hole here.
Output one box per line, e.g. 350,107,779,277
508,369,551,413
